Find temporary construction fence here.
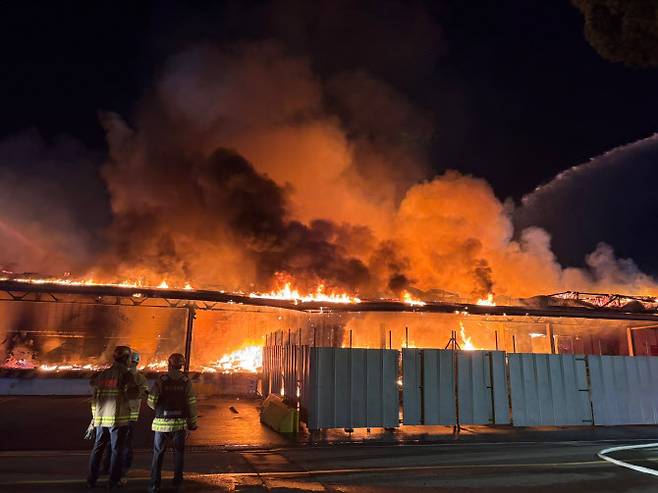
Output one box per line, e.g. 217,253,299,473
303,347,398,430
263,333,658,431
402,349,509,425
507,353,592,426
588,355,658,425
263,342,397,430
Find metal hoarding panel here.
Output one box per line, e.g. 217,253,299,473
306,348,398,430
402,349,456,425
380,349,400,428
490,351,511,424
422,349,457,425
508,354,590,426
633,356,658,424
457,351,488,425
457,350,509,425
347,349,366,427
589,355,658,425
313,347,338,430
402,349,422,424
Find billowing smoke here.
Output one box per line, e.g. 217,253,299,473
92,43,398,292
515,134,658,294
2,40,657,299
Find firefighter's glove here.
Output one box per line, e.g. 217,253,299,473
84,422,96,440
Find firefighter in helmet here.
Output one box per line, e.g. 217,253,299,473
86,345,138,489
147,352,198,493
99,349,149,479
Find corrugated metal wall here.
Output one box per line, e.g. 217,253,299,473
458,350,510,425
402,349,455,425
589,355,658,425
508,353,592,426
264,339,658,430
401,349,509,426
264,344,399,430
305,348,398,430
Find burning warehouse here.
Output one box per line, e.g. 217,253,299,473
2,7,658,435
2,278,658,374
3,277,658,432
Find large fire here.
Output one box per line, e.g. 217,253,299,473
2,347,262,374
249,273,360,304
0,274,193,291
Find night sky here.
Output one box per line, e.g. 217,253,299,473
1,1,657,278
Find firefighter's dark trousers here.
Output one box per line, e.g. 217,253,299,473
87,425,128,487
149,429,186,489
101,420,135,474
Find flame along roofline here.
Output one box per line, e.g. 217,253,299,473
1,279,658,321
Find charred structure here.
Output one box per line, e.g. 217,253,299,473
2,280,658,375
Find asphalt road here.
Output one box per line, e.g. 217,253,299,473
3,396,658,492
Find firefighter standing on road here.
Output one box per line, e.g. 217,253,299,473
86,345,138,489
100,349,149,479
147,352,198,493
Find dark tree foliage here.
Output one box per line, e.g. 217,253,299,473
572,0,658,66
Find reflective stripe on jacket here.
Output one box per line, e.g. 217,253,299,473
90,362,138,427
128,370,148,421
147,369,198,432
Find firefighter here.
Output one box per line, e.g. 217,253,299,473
147,352,198,493
86,345,138,489
99,349,149,479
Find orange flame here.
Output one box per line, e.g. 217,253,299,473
401,291,426,306
459,321,476,350
203,345,263,374
476,293,496,306
249,273,360,304
0,274,194,292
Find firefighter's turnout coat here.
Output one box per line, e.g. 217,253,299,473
129,369,149,422
90,362,139,427
147,368,198,432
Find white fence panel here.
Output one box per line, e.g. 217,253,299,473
508,353,591,426
589,355,658,425
402,349,456,425
458,351,510,425
305,347,398,430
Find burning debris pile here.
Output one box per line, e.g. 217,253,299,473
1,344,263,375
202,346,262,374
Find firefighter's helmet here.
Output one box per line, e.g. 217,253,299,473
113,345,132,364
168,353,185,370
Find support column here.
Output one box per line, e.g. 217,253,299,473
184,304,196,373
546,322,555,354
626,327,635,357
